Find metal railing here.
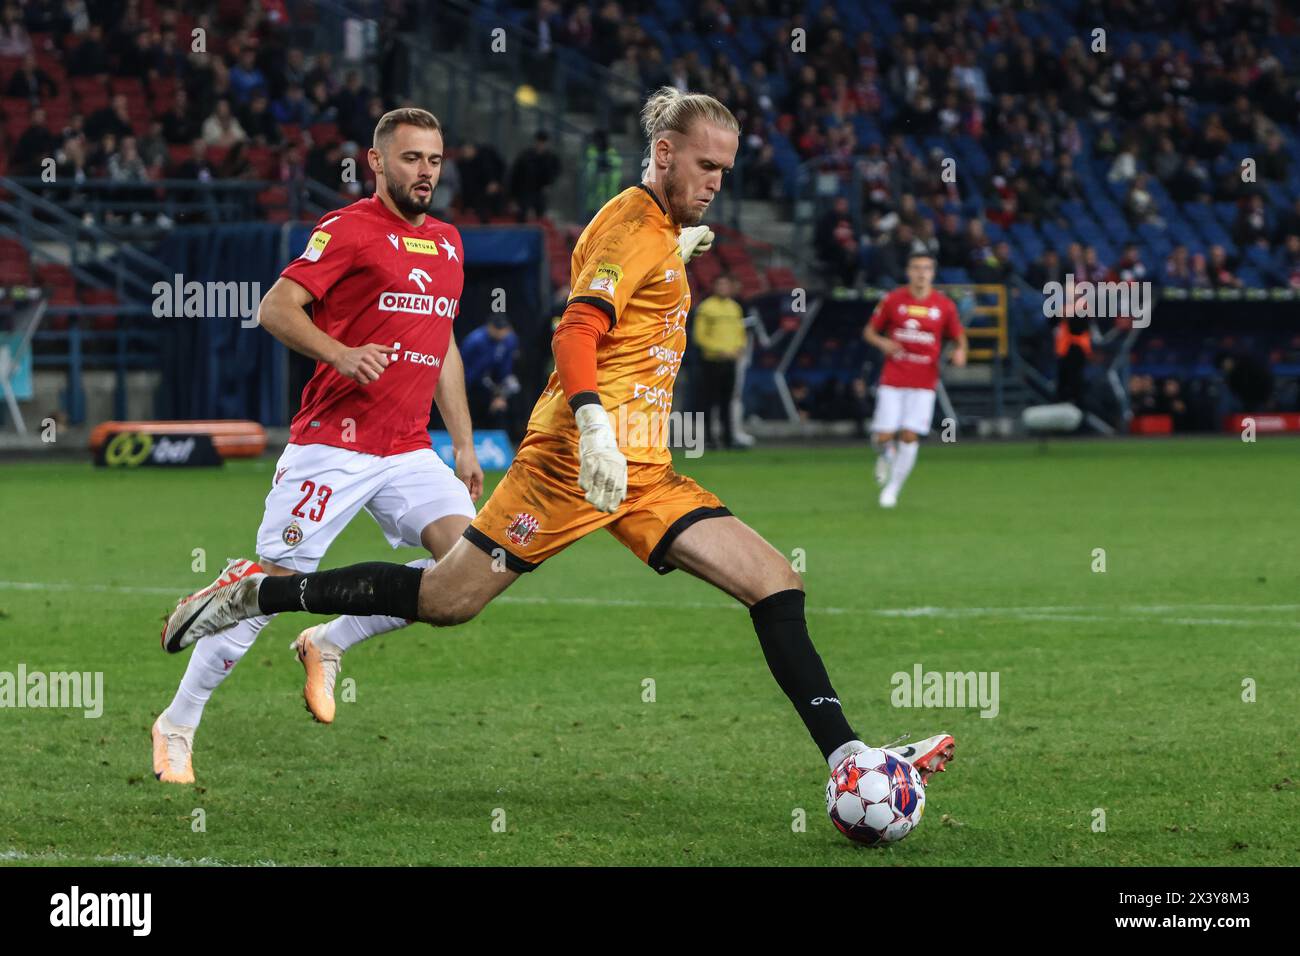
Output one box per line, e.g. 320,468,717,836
1,177,175,301
3,177,336,231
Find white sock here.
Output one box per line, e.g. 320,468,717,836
827,739,870,769
164,614,272,728
884,440,919,497
322,557,433,652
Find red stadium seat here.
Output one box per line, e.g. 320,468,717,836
47,284,79,306
69,76,110,113
34,51,65,81
43,98,72,125
0,238,31,284
309,122,339,145
33,263,77,292
81,288,119,331
151,75,178,98
716,243,749,267
246,145,277,178
765,266,799,288
259,181,294,221
110,77,145,97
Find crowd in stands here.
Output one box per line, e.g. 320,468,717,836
503,0,1300,293
3,0,1297,429
0,0,570,225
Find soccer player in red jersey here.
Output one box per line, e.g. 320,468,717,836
161,90,956,805
152,108,484,783
863,251,968,508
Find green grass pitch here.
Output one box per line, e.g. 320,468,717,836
0,437,1296,866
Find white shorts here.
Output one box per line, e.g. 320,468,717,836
871,385,937,436
253,443,476,573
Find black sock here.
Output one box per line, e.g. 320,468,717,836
750,589,855,760
257,563,422,620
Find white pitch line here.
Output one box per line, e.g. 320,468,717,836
0,581,1295,627
0,848,280,867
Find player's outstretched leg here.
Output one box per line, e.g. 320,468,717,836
161,537,516,651
663,515,956,780
662,516,868,768
292,557,434,723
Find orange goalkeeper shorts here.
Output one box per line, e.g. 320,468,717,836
463,432,729,573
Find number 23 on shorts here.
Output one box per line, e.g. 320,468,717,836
291,480,333,522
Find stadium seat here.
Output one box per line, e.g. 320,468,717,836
81,288,119,331
309,122,341,146
0,239,32,285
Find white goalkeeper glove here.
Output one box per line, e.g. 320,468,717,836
677,224,715,263
574,402,627,513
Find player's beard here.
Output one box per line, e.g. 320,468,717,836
388,177,434,217
664,164,703,226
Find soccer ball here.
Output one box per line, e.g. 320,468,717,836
826,748,926,845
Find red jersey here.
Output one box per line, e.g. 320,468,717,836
279,195,463,456
868,287,962,390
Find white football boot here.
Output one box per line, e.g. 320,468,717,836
881,732,955,785
151,713,195,784
161,558,265,653
878,488,898,509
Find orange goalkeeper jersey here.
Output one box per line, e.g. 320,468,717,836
528,184,691,464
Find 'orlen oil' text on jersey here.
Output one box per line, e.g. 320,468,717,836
528,184,690,464
868,287,962,391
279,194,463,456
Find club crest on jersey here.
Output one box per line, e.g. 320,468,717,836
505,512,540,547
589,261,623,295
300,230,331,262
282,521,303,547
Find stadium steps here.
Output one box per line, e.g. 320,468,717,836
942,362,1035,431
409,14,811,283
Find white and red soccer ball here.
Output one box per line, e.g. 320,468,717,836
826,748,926,845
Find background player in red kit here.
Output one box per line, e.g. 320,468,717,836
863,251,968,508
151,108,482,784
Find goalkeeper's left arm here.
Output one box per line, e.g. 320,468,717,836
552,303,626,513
